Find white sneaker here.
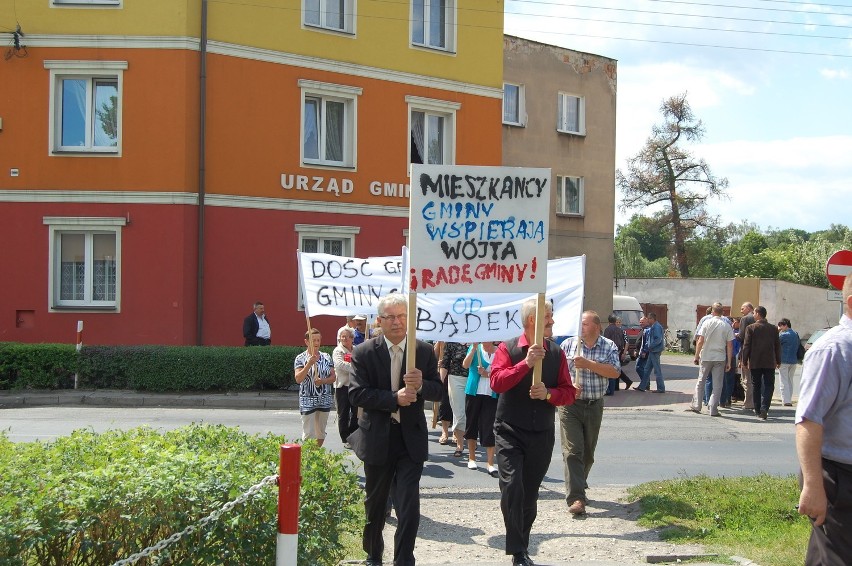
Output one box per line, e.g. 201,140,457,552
487,465,498,477
467,460,478,470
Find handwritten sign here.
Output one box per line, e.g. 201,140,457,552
298,251,584,342
298,252,403,317
409,164,551,294
415,256,584,342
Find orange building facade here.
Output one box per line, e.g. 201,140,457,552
0,1,504,346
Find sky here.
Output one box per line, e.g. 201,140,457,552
503,0,852,234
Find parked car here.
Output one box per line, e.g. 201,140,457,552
804,328,831,351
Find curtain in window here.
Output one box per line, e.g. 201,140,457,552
412,0,425,43
324,239,343,256
325,100,344,162
93,233,116,301
303,239,319,253
427,114,443,164
429,0,446,48
504,85,519,122
304,98,320,160
59,233,85,300
567,178,580,213
328,0,345,29
61,79,87,147
305,0,320,25
411,111,425,164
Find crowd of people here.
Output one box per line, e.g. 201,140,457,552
240,287,849,566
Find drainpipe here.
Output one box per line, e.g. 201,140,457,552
196,0,208,345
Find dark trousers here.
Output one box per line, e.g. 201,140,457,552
495,419,554,556
750,367,775,413
362,422,423,566
804,458,852,566
335,387,358,443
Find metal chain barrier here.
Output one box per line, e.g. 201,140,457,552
111,474,279,566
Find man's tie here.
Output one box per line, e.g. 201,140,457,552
391,344,402,422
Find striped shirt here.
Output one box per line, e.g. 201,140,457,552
561,335,620,400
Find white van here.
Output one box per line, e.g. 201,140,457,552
612,294,643,359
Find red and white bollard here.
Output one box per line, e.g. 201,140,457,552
277,444,301,565
74,320,83,389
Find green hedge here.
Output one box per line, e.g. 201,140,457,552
0,344,333,392
0,343,77,390
0,424,362,566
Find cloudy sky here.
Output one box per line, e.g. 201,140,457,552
503,0,852,234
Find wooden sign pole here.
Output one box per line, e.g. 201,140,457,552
532,293,546,385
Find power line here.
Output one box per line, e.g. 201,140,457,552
509,10,851,41
507,0,852,29
503,25,852,57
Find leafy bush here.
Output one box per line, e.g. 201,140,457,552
0,424,362,565
0,343,77,390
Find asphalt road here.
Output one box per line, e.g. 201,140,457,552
1,354,801,489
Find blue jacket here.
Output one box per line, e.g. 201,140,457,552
648,321,665,353
779,328,800,364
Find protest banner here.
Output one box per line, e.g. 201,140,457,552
415,255,585,342
408,164,551,294
297,251,403,317
298,251,585,343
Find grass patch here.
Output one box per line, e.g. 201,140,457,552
629,473,811,566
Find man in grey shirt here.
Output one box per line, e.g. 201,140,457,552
796,272,852,566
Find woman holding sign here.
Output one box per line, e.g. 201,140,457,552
462,342,499,476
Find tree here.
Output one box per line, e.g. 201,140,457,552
616,214,670,261
617,93,729,277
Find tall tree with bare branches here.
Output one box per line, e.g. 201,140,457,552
617,93,728,277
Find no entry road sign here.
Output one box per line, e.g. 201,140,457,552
826,249,852,290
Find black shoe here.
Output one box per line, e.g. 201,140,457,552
759,410,768,420
633,386,647,392
365,559,383,566
512,552,535,566
623,378,633,389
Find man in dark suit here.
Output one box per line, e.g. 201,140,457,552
742,305,781,420
348,293,442,566
242,301,271,346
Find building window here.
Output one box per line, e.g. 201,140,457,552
296,224,360,310
557,93,585,135
304,0,354,34
503,83,525,126
299,80,361,168
406,96,460,168
412,0,456,52
45,60,126,155
556,175,584,216
44,217,125,310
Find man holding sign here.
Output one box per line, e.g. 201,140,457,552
490,298,576,566
347,293,442,566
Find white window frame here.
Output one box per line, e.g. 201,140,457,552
45,60,126,156
303,0,355,34
52,0,121,6
411,0,457,53
296,224,360,311
44,216,125,311
503,82,525,126
406,95,460,170
299,80,361,169
557,92,586,136
556,175,585,217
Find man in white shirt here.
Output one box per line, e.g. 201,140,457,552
242,301,271,346
688,302,734,416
